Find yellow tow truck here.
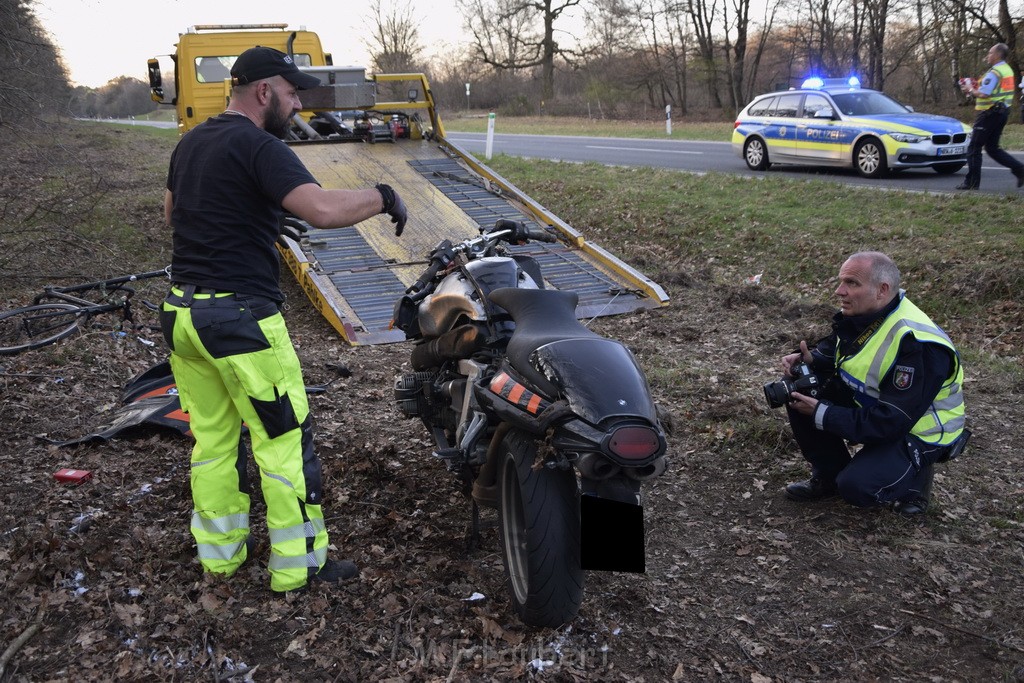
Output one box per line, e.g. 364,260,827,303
148,24,668,345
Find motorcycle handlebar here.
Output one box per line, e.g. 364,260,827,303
492,219,557,244
407,239,455,295
405,222,557,296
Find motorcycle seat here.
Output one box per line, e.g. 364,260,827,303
489,287,601,396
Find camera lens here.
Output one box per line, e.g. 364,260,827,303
763,379,793,408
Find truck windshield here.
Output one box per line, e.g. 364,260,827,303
193,54,312,83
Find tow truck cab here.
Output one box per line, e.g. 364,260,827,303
147,24,332,133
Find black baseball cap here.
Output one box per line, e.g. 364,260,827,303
230,46,321,90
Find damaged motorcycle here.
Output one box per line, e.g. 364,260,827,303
393,220,669,627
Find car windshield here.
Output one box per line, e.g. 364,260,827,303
830,92,910,117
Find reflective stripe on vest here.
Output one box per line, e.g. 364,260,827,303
976,62,1015,110
836,294,965,445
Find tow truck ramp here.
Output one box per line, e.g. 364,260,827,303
279,135,669,346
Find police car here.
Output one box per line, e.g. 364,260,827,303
732,77,972,178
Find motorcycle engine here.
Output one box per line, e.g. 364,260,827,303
394,370,461,433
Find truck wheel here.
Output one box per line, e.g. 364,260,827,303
498,428,583,628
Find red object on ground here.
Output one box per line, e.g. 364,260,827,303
54,468,92,485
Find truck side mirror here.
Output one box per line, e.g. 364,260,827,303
148,58,164,102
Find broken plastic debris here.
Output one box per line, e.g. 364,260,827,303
744,273,763,285
530,658,555,672
463,592,486,602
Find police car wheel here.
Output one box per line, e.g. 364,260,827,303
854,138,888,178
744,137,770,171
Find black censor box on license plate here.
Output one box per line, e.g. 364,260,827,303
580,495,645,573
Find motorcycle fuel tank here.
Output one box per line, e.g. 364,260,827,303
417,257,539,337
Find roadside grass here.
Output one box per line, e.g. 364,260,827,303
483,154,1024,384
487,157,1021,298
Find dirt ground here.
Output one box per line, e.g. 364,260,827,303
1,124,1022,682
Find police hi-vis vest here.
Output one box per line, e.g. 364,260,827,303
976,62,1015,110
835,293,965,446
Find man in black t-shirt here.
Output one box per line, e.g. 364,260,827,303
161,46,408,592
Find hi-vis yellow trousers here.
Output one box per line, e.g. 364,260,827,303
160,285,328,592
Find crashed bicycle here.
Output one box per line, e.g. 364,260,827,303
0,267,170,355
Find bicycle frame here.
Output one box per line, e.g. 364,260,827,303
0,267,171,356
32,268,171,310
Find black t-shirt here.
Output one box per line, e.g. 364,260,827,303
166,114,318,301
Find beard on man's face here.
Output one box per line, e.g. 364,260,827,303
265,89,293,139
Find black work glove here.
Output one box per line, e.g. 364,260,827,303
277,215,310,247
376,183,407,237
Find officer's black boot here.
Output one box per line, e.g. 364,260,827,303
896,465,934,516
785,475,838,502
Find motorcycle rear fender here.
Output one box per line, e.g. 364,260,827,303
531,338,659,425
476,368,665,469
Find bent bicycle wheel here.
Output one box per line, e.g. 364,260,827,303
0,304,86,355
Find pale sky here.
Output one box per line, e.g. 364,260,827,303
35,0,473,88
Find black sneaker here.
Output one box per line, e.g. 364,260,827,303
785,477,838,502
1015,171,1024,188
310,558,359,583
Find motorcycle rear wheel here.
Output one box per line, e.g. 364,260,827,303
498,428,583,627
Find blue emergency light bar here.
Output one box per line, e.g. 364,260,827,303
801,76,862,90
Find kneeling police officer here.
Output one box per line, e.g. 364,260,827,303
774,251,968,516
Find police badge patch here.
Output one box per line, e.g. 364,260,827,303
894,365,914,390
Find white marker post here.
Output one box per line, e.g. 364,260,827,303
665,105,672,136
486,112,495,160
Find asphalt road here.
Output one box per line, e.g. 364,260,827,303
105,119,1024,194
445,131,1024,195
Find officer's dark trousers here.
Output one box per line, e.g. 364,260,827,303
963,104,1023,188
786,407,940,507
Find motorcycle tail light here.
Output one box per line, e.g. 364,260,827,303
607,426,661,460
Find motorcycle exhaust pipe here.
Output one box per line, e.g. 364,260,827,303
622,455,668,481
575,452,621,480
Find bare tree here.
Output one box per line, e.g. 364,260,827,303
0,0,70,131
460,0,587,101
682,0,725,107
364,0,425,74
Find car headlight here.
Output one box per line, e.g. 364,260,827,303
888,132,929,143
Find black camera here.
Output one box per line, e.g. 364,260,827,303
763,363,821,408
